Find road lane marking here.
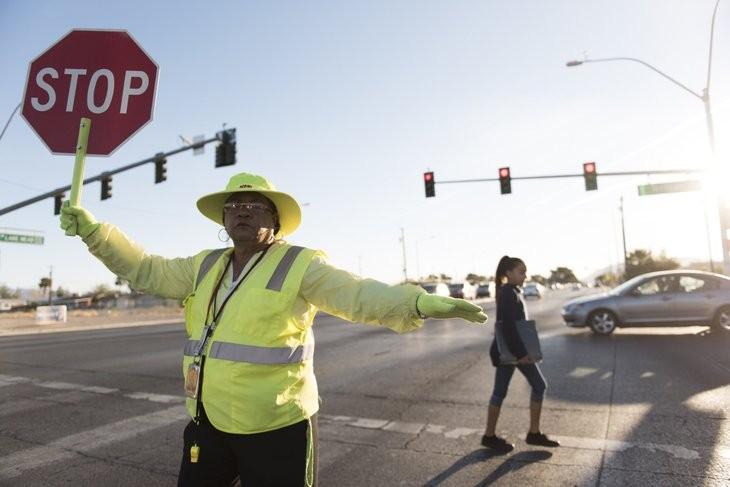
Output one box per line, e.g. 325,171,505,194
0,405,187,480
124,391,182,404
320,414,725,461
0,374,183,405
443,427,478,439
0,375,32,387
382,421,424,435
557,435,699,460
37,381,118,394
349,418,389,429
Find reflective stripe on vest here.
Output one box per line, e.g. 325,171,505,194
265,246,305,291
183,339,314,364
184,245,309,362
195,248,227,289
195,245,304,292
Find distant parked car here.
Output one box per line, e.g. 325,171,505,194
448,283,464,299
561,270,730,335
420,283,450,297
523,283,543,299
476,283,491,298
461,282,478,300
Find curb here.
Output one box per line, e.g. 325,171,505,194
0,317,183,337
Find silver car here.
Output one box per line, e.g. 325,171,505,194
562,270,730,335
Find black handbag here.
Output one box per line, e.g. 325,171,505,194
495,320,543,364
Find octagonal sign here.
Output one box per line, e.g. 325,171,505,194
22,29,158,156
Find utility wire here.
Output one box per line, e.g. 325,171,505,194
0,103,21,143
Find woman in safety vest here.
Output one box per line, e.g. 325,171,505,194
60,172,487,487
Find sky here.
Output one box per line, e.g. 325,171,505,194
0,0,729,294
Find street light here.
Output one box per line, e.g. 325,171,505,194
566,0,727,272
565,55,716,152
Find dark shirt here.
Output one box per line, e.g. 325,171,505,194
489,284,528,366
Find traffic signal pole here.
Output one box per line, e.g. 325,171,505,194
0,130,228,217
432,167,705,187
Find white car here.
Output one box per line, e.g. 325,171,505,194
461,282,478,300
420,283,450,297
523,283,543,299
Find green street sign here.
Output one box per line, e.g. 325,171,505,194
0,233,44,245
638,180,702,196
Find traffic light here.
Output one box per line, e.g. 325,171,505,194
53,193,64,215
424,171,435,198
583,162,597,191
499,167,511,194
154,153,167,184
101,176,112,200
215,128,237,167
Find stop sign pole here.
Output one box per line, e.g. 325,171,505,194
21,29,158,217
69,118,91,208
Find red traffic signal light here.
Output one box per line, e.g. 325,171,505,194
499,167,511,194
583,162,597,191
424,171,435,197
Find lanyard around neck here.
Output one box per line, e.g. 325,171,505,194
193,246,271,358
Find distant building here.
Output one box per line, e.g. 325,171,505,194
0,298,27,311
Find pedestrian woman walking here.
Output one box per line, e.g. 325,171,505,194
481,255,559,453
60,172,487,486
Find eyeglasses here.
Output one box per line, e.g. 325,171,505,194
222,201,274,214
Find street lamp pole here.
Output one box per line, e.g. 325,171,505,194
565,56,713,149
566,0,728,273
620,196,628,274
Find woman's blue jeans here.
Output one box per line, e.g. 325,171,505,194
489,363,547,407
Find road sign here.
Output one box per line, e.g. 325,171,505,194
0,233,44,245
637,180,702,196
21,29,158,156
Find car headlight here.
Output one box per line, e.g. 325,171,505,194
563,303,583,313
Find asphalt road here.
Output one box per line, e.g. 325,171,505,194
0,290,728,486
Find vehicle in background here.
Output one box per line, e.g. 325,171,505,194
420,282,450,297
448,283,464,299
461,282,478,300
561,270,730,335
476,283,491,298
523,283,544,299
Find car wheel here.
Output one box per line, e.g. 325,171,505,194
588,310,617,335
712,306,730,334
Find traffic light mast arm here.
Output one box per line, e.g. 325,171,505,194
434,167,705,185
0,132,225,216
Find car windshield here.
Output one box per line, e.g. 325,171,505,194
609,275,649,295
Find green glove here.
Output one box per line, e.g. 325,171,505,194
59,201,100,238
416,294,488,324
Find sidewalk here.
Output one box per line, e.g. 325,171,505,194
0,307,184,337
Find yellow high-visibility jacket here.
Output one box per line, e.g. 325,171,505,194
83,223,425,433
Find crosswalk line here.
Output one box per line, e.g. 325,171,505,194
0,374,183,405
320,413,725,461
0,405,187,480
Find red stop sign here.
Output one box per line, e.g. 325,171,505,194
22,29,158,156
